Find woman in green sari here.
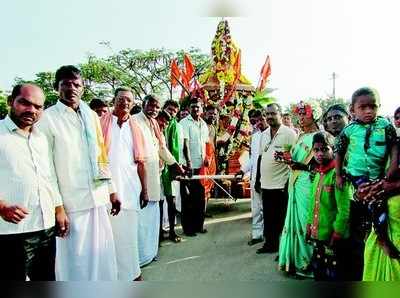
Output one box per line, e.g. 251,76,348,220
358,178,400,281
278,100,322,277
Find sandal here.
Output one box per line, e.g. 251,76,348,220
169,233,182,243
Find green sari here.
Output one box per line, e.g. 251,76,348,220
278,132,317,276
363,195,400,281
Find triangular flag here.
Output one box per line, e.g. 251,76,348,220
257,55,271,91
170,59,181,88
183,53,195,85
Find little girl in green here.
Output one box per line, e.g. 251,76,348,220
306,131,352,281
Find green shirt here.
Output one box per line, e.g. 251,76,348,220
161,118,181,196
307,167,351,241
336,116,397,180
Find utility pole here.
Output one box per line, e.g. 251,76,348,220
330,72,338,100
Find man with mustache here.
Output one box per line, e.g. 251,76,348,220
0,83,64,280
133,94,184,266
255,103,297,254
38,65,121,281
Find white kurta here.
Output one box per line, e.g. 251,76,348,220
39,101,118,281
108,116,141,280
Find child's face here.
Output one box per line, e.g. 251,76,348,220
394,112,400,128
312,142,333,165
351,95,378,124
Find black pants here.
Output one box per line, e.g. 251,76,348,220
180,169,205,235
345,200,371,281
159,195,178,236
261,187,288,250
0,227,56,281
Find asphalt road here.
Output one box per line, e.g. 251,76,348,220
141,198,291,281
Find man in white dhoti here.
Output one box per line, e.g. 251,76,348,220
134,94,184,266
38,65,121,281
236,109,267,246
100,87,148,281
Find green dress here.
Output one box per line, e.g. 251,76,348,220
363,195,400,281
278,132,317,276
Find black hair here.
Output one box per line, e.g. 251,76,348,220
10,84,23,100
189,97,202,106
114,86,133,98
312,131,335,148
282,113,291,117
163,100,180,110
248,109,258,118
351,87,379,105
89,98,108,110
266,102,282,114
250,109,263,118
143,94,160,104
53,65,82,90
205,104,218,111
394,106,400,116
157,110,171,122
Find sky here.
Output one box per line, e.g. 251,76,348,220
1,0,400,114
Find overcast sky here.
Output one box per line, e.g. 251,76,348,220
1,0,399,114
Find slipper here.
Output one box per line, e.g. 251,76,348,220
169,234,182,243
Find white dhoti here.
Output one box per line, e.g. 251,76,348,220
109,209,141,280
138,201,160,267
173,180,182,213
251,188,264,240
55,206,118,281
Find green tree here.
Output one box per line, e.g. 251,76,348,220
14,47,211,104
0,89,8,119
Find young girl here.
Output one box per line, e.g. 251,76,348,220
306,132,351,281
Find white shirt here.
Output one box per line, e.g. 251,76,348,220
241,131,262,186
259,125,298,189
38,101,114,213
0,116,62,234
134,112,176,201
180,115,209,169
108,116,141,210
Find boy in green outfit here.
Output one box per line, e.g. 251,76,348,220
306,132,352,281
335,87,399,280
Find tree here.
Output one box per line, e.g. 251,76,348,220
80,47,211,101
0,90,8,119
14,47,211,104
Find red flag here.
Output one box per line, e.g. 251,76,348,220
170,59,181,88
183,53,195,85
257,55,271,91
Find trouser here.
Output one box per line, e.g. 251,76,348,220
345,200,371,281
250,187,264,239
180,168,206,234
261,186,288,249
159,196,177,237
0,227,56,281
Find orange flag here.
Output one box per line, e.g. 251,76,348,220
170,59,181,88
233,50,241,81
183,53,195,86
257,55,271,91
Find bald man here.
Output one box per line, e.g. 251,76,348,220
0,84,65,280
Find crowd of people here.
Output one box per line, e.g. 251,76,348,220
0,64,400,281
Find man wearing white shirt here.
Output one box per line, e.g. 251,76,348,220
100,87,148,281
255,103,297,254
237,109,268,246
180,98,209,236
133,94,184,266
0,84,65,280
38,65,121,281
